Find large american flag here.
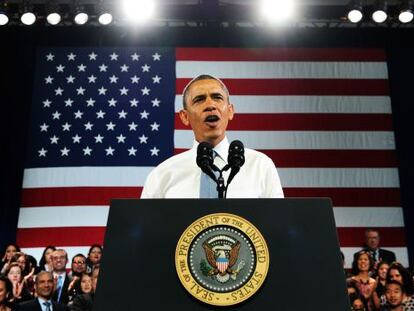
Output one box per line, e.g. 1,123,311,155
17,47,408,268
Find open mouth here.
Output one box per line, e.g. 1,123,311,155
204,115,220,126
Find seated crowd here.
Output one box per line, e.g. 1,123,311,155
0,228,413,310
0,244,102,311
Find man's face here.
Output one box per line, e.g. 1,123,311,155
179,79,234,147
385,283,404,307
52,250,67,272
71,256,86,274
35,273,54,299
365,231,380,250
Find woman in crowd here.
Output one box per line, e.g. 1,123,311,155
0,275,14,311
68,273,93,305
0,244,20,275
4,263,32,304
347,251,377,311
386,262,414,310
86,245,102,274
70,268,99,311
373,261,391,309
350,292,368,311
38,246,56,272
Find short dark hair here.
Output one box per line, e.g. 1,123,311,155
385,279,405,293
386,262,413,295
182,74,229,109
0,275,13,299
351,251,375,275
88,244,103,256
72,253,86,263
35,271,53,285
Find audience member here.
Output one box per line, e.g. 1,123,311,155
0,275,14,311
70,268,99,311
373,261,391,309
38,246,56,272
354,229,396,271
85,246,102,274
387,262,414,297
17,271,68,311
350,292,368,311
51,250,72,305
381,280,406,311
5,263,32,304
0,244,20,275
69,255,87,278
348,251,377,311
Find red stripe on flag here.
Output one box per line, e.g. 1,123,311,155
21,187,142,207
16,226,405,248
284,188,401,207
176,48,387,62
338,227,406,247
174,113,393,131
173,149,398,168
176,79,389,96
16,227,106,248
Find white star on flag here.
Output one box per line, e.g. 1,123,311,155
67,53,76,61
139,134,148,144
116,134,126,143
86,98,95,107
99,64,108,72
128,147,137,156
109,53,119,61
38,148,47,157
98,86,107,95
152,75,161,83
64,98,73,107
96,110,105,119
151,98,161,107
40,123,49,132
72,135,82,143
62,122,71,131
88,75,97,83
94,134,104,143
118,110,128,119
105,146,115,155
74,110,83,119
46,53,55,61
109,75,118,83
141,87,150,95
130,75,140,83
131,53,140,61
88,52,98,60
106,122,116,130
108,98,117,106
84,122,94,130
43,99,52,107
150,146,160,156
128,122,138,131
52,111,61,119
45,76,54,84
120,64,129,72
50,135,59,144
56,64,65,72
140,110,149,119
119,87,129,95
152,52,161,61
60,147,70,156
54,87,64,95
66,75,75,83
129,99,139,106
78,64,87,72
76,87,86,95
150,122,160,131
141,64,150,72
83,146,93,155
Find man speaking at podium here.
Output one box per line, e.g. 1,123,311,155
141,74,284,199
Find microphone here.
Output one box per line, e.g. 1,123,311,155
196,142,217,182
227,140,245,186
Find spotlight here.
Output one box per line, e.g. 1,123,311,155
20,1,36,25
372,1,388,23
97,2,112,25
73,1,88,25
399,1,414,23
260,0,296,23
0,2,8,26
122,0,155,24
46,1,61,25
347,0,363,23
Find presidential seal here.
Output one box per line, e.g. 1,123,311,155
175,213,269,306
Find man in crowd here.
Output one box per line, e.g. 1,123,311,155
69,254,87,278
17,271,68,310
141,74,284,198
354,229,396,267
51,249,72,305
383,280,405,311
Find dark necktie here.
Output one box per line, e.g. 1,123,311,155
43,301,51,311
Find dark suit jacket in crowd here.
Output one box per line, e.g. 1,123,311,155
52,273,72,305
17,298,68,311
70,293,94,311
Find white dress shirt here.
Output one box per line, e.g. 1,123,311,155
141,137,284,198
38,297,53,311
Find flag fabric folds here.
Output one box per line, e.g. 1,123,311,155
17,47,408,268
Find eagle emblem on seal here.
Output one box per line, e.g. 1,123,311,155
200,235,245,283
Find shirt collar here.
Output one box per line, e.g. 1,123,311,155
192,137,229,164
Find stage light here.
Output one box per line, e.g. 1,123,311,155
97,2,112,25
122,0,155,24
73,0,88,25
260,0,296,23
20,1,36,25
372,1,388,23
347,0,363,23
0,2,8,26
46,1,61,25
399,1,414,23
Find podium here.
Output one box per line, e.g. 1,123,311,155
93,199,350,310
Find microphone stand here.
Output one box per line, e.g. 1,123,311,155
213,164,231,199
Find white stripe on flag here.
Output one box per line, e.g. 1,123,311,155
341,247,409,269
17,206,109,228
17,206,404,229
174,130,396,150
175,95,392,114
22,167,153,188
278,168,399,188
333,207,404,227
176,61,389,79
21,167,399,188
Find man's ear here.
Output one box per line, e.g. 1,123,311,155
228,103,235,121
179,109,190,126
